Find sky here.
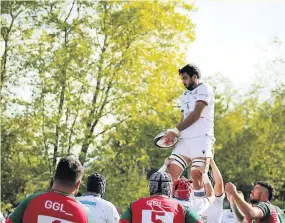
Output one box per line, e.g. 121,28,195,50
187,0,285,90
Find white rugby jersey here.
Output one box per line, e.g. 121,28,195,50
179,83,215,138
201,194,225,223
77,195,120,223
173,194,210,215
221,209,238,223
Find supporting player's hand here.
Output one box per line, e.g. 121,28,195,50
225,182,237,196
163,131,177,145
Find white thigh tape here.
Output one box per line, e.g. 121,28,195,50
191,158,205,171
169,154,187,171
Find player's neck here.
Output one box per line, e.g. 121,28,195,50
192,82,200,90
51,184,77,196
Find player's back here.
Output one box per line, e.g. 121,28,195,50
77,195,120,223
6,191,92,223
120,195,202,223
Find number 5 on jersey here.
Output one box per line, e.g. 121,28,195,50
142,210,174,223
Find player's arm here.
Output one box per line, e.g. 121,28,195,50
119,206,132,223
231,190,264,219
176,101,207,131
184,207,203,223
210,159,224,197
197,165,215,203
203,172,215,204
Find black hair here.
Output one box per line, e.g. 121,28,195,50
255,181,274,201
178,64,201,79
87,173,106,197
54,156,84,186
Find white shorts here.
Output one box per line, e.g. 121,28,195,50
171,135,215,160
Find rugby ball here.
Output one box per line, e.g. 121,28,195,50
154,131,179,149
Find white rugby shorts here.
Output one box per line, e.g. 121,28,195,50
171,135,215,160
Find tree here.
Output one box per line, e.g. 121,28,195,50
1,0,195,207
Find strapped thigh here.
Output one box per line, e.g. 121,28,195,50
169,154,188,171
191,158,205,171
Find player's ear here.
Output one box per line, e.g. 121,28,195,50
75,179,81,190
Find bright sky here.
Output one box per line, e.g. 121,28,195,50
187,0,285,90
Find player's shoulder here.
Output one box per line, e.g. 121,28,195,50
198,82,213,91
23,191,48,203
98,198,117,210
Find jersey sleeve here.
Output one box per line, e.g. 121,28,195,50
256,202,271,218
119,205,132,223
196,84,212,105
6,192,42,223
184,207,203,223
214,193,225,205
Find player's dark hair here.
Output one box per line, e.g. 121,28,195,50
87,173,106,197
255,181,274,201
178,64,201,79
54,156,84,186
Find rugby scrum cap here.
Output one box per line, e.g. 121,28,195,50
87,173,106,197
149,171,172,197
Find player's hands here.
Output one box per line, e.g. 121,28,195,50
225,182,237,195
163,131,177,145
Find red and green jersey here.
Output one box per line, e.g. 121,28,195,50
246,201,285,223
6,191,92,223
119,195,202,223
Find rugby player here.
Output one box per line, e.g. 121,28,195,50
225,181,285,223
77,173,120,223
6,156,92,223
163,64,215,192
119,171,202,223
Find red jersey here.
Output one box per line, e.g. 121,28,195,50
119,195,202,223
6,191,92,223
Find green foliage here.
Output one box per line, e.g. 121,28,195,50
1,0,194,210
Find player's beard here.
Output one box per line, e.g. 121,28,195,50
249,193,261,204
186,82,195,91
